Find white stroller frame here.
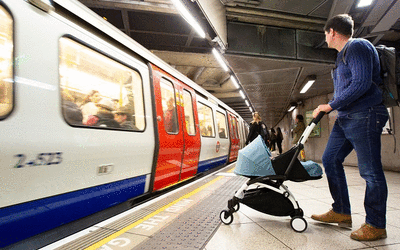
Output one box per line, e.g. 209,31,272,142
220,112,325,232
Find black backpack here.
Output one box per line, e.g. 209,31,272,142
342,41,399,152
342,41,400,107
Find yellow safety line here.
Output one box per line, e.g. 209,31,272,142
84,176,224,250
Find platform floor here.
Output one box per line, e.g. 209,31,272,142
41,159,400,250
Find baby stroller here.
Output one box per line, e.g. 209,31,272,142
220,112,325,233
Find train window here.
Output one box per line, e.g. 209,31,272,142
59,37,145,131
230,116,236,139
233,117,239,138
160,78,178,134
183,90,195,135
0,6,13,119
216,111,228,139
198,102,215,137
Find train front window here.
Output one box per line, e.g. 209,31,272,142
198,102,215,137
0,5,13,119
216,111,228,139
59,37,145,131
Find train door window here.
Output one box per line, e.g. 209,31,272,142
233,117,239,138
0,5,13,119
160,78,178,134
59,37,145,130
230,116,236,139
216,111,228,139
182,90,195,135
198,102,214,137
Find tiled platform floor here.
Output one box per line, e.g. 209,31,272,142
205,163,400,250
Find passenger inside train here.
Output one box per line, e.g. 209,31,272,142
80,90,101,124
61,89,83,125
87,98,120,128
114,106,138,130
163,97,178,133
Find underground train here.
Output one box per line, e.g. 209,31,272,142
0,0,249,247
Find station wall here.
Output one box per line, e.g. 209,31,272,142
276,93,400,172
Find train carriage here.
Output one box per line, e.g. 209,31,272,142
0,0,247,247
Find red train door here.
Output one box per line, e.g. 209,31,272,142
151,64,200,190
227,112,240,162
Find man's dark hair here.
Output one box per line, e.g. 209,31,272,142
296,114,304,121
324,14,354,37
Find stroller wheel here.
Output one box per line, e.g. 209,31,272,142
233,202,240,212
220,210,233,225
290,216,307,233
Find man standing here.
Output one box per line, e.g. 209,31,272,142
311,14,389,241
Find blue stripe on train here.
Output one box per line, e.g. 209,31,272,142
197,155,228,173
0,175,146,248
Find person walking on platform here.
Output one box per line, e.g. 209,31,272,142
292,114,306,161
245,112,263,145
311,14,389,241
292,114,305,145
276,127,283,154
269,128,277,151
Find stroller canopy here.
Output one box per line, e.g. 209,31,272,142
234,135,275,176
234,135,323,179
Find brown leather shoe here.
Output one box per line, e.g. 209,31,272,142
311,209,352,228
350,223,387,241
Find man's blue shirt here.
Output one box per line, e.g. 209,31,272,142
329,38,383,116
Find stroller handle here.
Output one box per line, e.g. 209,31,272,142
309,111,326,126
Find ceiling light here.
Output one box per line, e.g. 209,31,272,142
288,102,297,112
300,75,316,94
171,0,206,38
357,0,373,7
239,90,245,99
230,75,239,89
249,107,253,112
245,100,250,106
212,48,229,72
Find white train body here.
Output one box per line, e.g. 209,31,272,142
0,0,247,247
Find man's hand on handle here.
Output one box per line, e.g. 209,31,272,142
313,104,332,118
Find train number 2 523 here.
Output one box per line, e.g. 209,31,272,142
14,152,63,168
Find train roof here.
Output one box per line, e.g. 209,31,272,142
52,0,241,118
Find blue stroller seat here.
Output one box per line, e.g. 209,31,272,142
234,135,323,181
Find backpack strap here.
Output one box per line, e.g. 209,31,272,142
341,39,354,65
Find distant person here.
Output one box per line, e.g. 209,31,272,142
86,98,120,128
164,97,177,133
245,112,263,145
276,127,283,154
311,14,389,241
269,128,277,151
81,90,101,124
292,114,305,144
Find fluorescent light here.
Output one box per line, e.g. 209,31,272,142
230,75,239,89
357,0,373,7
245,100,250,106
171,0,206,38
300,79,315,93
212,48,229,72
239,90,245,99
288,106,296,112
249,107,253,112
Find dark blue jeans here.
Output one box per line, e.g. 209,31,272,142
322,105,389,229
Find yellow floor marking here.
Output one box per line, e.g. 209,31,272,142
84,176,224,250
